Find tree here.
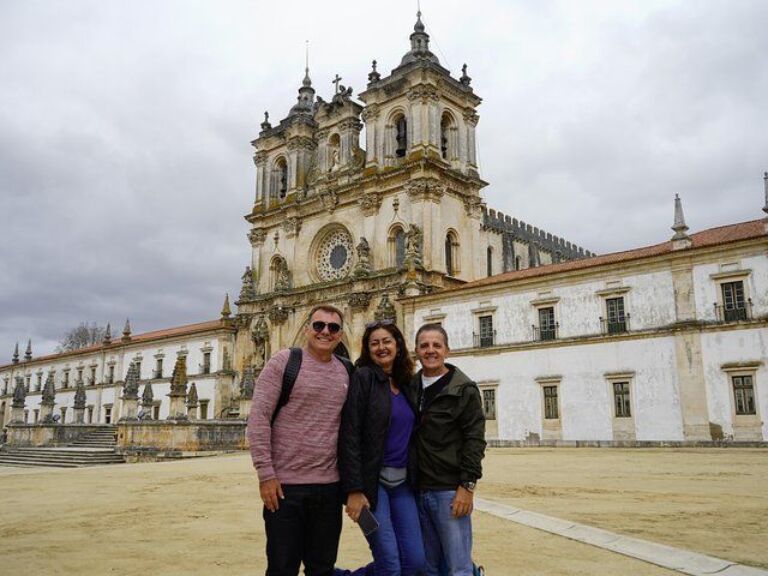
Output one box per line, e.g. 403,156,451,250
56,322,107,352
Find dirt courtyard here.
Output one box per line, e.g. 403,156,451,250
0,447,765,576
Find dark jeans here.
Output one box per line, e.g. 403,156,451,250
264,482,343,576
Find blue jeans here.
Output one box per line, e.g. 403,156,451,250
368,482,426,576
336,482,425,576
418,490,473,576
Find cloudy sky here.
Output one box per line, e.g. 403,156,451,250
1,0,766,358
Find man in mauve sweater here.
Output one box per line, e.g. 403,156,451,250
247,305,350,576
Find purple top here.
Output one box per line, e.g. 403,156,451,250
382,390,415,468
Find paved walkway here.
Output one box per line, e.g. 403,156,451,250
475,497,768,576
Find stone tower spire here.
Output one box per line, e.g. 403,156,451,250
103,322,112,345
122,318,132,342
24,339,32,362
221,293,232,319
671,194,691,250
289,62,316,116
12,342,19,364
399,9,440,67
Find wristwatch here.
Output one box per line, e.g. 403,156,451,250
461,481,476,493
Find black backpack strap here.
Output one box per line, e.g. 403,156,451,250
271,347,302,425
334,353,355,378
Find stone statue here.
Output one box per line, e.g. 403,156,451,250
354,237,373,277
374,293,397,322
274,259,290,292
251,315,270,369
240,266,256,301
329,148,340,172
405,224,424,269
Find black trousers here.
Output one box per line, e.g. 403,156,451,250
263,482,342,576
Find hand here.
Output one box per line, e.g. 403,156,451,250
259,478,284,513
451,486,474,518
345,491,370,522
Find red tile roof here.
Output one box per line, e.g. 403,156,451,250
1,319,232,370
436,219,767,294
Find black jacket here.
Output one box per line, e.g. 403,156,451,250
414,364,486,490
338,365,419,510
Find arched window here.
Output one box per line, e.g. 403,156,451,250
275,157,288,199
487,246,493,277
389,226,406,268
445,231,459,276
440,113,452,160
395,115,408,158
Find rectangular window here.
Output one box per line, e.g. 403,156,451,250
87,406,94,424
732,375,756,415
721,281,747,322
36,373,43,391
478,315,494,348
613,381,632,417
63,371,70,388
90,366,97,384
104,406,112,424
155,358,163,379
107,365,115,384
152,404,161,420
77,368,83,382
543,386,559,419
482,389,496,420
538,307,557,341
202,352,211,375
200,400,209,420
606,297,627,334
25,375,31,391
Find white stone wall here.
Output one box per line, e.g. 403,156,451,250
1,331,230,425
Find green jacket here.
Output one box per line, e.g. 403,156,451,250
413,364,486,490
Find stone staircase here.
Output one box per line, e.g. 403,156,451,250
0,428,125,468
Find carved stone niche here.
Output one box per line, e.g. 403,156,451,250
348,292,371,310
358,192,381,216
268,305,290,325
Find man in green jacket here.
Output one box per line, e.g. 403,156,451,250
413,323,486,576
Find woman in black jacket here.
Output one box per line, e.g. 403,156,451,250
339,320,425,576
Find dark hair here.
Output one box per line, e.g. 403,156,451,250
308,304,344,327
357,322,414,387
415,323,449,349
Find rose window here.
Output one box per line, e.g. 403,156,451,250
316,229,353,281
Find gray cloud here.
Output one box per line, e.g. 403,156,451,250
1,0,766,358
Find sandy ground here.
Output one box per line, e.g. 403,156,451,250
0,448,763,575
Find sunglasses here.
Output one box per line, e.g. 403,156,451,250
365,319,395,329
311,321,342,334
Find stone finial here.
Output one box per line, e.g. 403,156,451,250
103,323,112,345
141,382,154,408
41,372,56,405
763,171,768,216
73,377,86,410
123,361,140,400
261,111,271,131
12,342,19,364
24,339,32,362
460,63,472,87
368,60,381,84
671,194,692,250
12,376,26,408
186,382,199,408
240,366,256,400
374,293,397,322
122,318,132,342
221,293,232,319
169,355,188,397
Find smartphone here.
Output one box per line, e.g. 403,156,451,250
357,506,379,536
